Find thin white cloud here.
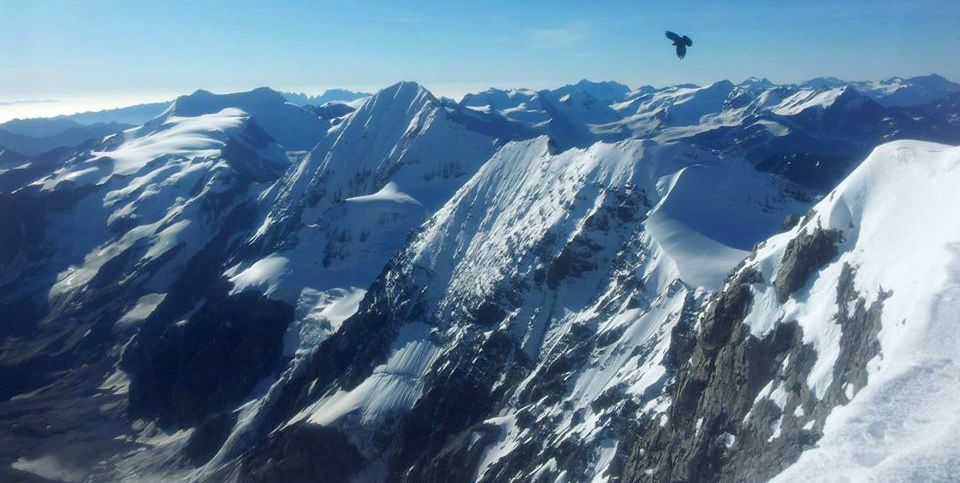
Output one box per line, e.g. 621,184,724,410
526,22,589,48
0,99,60,106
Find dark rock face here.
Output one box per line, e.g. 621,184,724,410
186,411,238,465
397,422,502,483
234,265,423,470
233,281,529,482
241,424,365,483
390,331,529,482
1,189,218,404
774,228,843,302
830,263,888,402
620,256,888,482
389,187,659,482
700,266,763,352
0,359,137,483
0,183,96,291
546,237,601,290
780,213,802,232
625,266,794,481
123,289,293,428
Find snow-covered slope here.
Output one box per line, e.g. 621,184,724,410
455,76,960,189
159,88,327,150
188,137,805,482
621,140,960,482
552,80,632,103
460,88,550,126
231,81,497,333
0,87,337,480
804,74,960,107
1,76,958,483
759,141,960,481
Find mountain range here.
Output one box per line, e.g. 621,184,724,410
1,73,959,482
0,89,371,156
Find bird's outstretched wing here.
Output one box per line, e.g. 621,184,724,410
665,30,682,43
682,35,692,47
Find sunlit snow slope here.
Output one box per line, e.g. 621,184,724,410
622,140,960,482
765,141,960,481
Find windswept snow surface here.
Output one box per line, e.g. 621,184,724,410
644,154,802,288
92,108,248,176
34,88,318,191
162,87,326,150
227,255,291,297
727,141,960,481
345,181,420,205
772,88,854,116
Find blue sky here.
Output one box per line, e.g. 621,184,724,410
1,0,959,114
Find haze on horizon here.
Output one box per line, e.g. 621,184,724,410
1,0,958,121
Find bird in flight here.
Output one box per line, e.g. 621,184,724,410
665,31,693,59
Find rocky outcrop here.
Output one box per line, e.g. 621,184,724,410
773,227,842,302
621,257,887,482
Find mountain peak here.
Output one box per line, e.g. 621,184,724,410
361,81,438,115
159,86,325,150
553,79,631,102
799,76,847,90
906,73,959,87
170,87,288,118
707,79,736,90
739,77,775,88
574,79,631,89
382,81,434,100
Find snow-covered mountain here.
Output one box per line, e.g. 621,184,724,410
802,74,960,107
0,89,372,158
622,140,960,482
0,103,173,156
282,89,372,107
1,76,959,483
0,120,132,155
217,138,805,483
454,75,960,189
